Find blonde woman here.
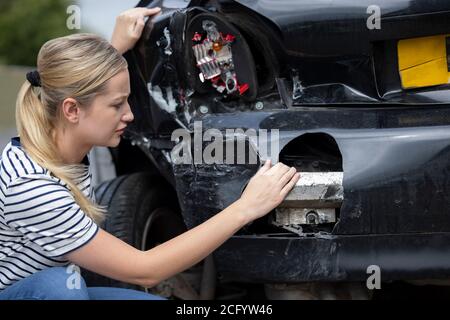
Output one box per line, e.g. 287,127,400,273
0,8,300,300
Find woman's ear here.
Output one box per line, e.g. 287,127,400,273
61,98,80,124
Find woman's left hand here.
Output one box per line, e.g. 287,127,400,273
111,7,162,55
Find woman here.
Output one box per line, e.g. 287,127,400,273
0,8,300,300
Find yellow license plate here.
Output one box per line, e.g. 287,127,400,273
398,34,450,89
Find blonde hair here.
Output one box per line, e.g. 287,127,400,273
15,33,128,223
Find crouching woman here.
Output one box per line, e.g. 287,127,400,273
0,12,299,300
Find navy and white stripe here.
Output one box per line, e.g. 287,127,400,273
0,137,98,290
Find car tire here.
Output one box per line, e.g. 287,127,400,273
81,172,185,291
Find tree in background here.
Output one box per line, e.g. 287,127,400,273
0,0,76,66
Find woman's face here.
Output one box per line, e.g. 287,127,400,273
77,69,134,148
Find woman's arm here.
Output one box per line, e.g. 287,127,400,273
67,161,300,287
110,7,161,55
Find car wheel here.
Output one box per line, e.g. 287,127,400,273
81,172,186,293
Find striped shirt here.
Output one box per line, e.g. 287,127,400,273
0,137,99,291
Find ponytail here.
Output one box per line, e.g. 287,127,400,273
16,80,106,223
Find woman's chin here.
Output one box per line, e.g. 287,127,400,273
105,135,121,148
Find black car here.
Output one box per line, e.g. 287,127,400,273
84,0,450,299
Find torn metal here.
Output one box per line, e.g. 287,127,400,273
123,0,450,283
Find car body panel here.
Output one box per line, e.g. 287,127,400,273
124,0,450,282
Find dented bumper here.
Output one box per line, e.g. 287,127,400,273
125,0,450,282
169,106,450,281
215,232,450,282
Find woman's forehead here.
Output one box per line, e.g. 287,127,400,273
102,70,130,98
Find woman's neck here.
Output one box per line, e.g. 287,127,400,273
54,127,91,165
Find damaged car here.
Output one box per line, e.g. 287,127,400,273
84,0,450,299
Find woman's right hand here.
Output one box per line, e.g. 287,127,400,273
237,160,300,223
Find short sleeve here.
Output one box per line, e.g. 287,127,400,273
3,174,99,257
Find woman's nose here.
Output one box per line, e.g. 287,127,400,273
123,101,134,123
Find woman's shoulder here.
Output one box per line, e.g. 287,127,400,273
0,137,54,188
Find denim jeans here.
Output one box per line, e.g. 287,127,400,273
0,267,165,300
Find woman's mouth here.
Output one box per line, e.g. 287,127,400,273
115,127,126,135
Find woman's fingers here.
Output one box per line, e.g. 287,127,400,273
267,162,291,180
278,167,297,188
111,7,162,54
256,159,271,175
238,162,300,222
127,7,161,17
132,7,161,36
135,8,161,34
280,173,301,198
145,7,162,16
132,15,146,38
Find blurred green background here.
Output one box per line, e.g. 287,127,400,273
0,0,137,148
0,0,77,145
0,0,75,66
